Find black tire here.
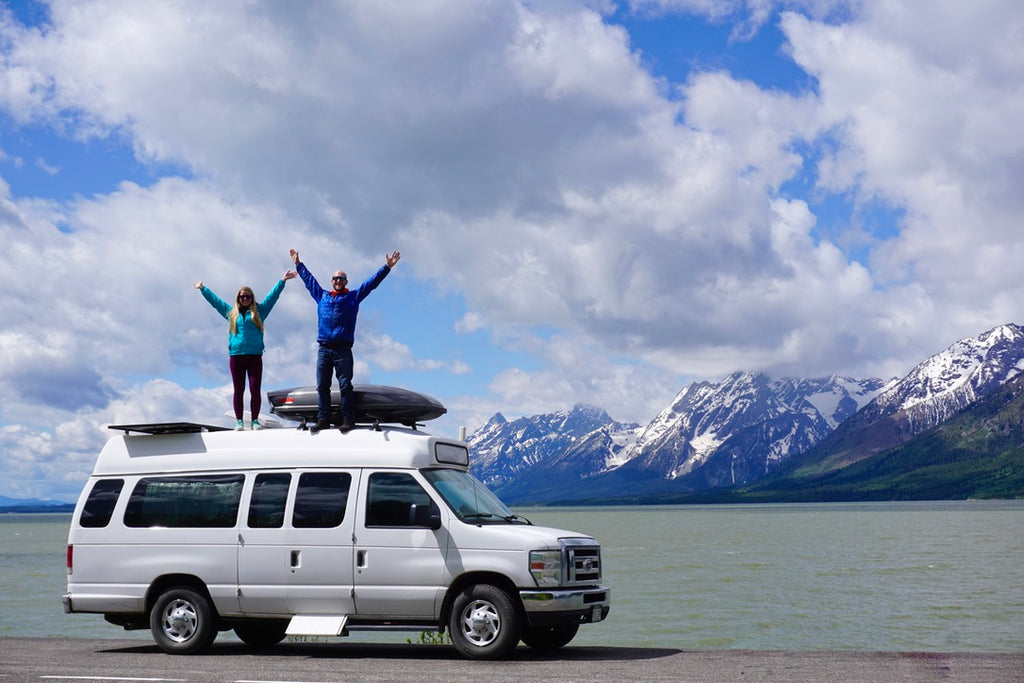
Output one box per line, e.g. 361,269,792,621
233,620,289,648
149,586,218,654
448,583,521,660
520,623,579,651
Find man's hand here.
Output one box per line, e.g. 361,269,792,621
386,250,401,268
289,248,300,265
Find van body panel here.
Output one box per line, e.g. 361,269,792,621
236,537,292,615
70,528,242,616
352,526,449,617
283,504,358,616
352,469,451,617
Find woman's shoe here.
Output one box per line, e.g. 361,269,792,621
235,419,245,431
252,419,263,430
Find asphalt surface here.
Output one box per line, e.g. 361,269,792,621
1,638,1022,682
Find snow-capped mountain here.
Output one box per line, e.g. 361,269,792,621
488,421,644,503
610,372,889,489
469,373,887,502
866,323,1024,430
795,322,1024,471
468,404,640,490
466,322,1024,503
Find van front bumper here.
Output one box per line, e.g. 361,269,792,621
519,586,610,627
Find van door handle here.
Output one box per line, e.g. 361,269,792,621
291,550,301,569
356,550,367,569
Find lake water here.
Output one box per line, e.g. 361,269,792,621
2,501,1022,652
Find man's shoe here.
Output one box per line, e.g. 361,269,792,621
251,419,263,431
235,419,245,431
339,421,356,434
310,419,331,434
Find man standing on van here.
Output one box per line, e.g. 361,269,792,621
290,248,401,433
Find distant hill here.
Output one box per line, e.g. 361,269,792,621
0,494,75,513
0,504,75,513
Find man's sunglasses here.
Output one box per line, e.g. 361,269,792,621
332,276,347,282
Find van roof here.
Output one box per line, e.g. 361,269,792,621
91,425,469,476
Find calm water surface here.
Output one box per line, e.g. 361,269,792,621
2,502,1022,651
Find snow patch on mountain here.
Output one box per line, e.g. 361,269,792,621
866,323,1024,433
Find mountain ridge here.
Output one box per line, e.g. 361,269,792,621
469,322,1024,503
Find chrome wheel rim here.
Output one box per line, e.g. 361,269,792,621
459,599,501,647
161,598,199,643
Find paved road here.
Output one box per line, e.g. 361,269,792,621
1,638,1021,682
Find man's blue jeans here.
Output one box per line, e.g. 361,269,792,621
316,343,354,423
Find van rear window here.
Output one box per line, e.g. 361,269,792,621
435,443,469,466
248,473,291,529
80,479,124,528
124,475,244,528
293,472,351,528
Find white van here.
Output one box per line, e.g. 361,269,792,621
63,422,610,660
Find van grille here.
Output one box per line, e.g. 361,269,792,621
565,543,601,585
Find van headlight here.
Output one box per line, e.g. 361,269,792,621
529,550,562,586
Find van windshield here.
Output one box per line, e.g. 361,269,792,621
422,469,531,525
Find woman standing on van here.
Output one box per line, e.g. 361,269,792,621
194,271,296,430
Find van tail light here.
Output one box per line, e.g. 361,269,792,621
67,545,73,575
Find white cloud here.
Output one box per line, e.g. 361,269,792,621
779,2,1024,331
35,157,59,175
0,379,235,501
0,0,1022,500
481,332,683,425
361,332,457,374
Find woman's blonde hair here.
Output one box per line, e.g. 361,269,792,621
228,286,263,335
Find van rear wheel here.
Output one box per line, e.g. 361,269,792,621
448,583,521,660
149,586,217,654
233,620,289,648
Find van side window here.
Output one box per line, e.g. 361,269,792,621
366,472,431,527
79,479,124,528
248,473,291,529
124,475,244,528
293,472,351,528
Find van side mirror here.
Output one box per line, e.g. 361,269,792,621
409,502,442,530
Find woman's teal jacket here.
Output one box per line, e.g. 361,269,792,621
200,279,286,356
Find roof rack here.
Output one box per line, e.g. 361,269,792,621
108,422,231,435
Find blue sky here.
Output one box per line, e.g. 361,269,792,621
1,0,1022,501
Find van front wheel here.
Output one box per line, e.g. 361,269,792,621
448,583,521,660
149,586,217,654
